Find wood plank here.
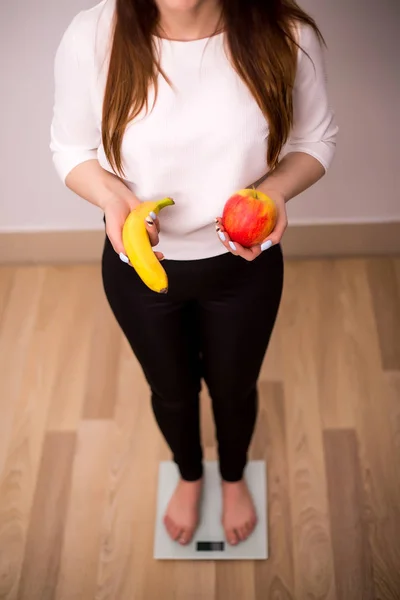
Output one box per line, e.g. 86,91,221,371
259,318,284,382
0,267,14,326
0,269,43,600
216,562,255,600
18,432,76,600
0,268,45,476
94,338,168,598
315,260,357,429
46,266,100,431
384,373,400,471
367,258,400,371
200,383,215,450
251,381,294,600
174,561,216,600
55,421,115,600
0,267,83,599
128,518,177,600
393,258,400,300
82,285,122,420
279,261,337,600
336,260,400,597
324,429,374,599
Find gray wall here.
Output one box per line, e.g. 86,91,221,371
1,0,399,232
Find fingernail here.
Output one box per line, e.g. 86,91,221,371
229,241,237,251
218,231,226,242
149,211,157,220
216,225,221,232
119,252,130,264
145,217,154,225
261,240,273,252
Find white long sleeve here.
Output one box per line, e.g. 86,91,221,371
50,0,338,260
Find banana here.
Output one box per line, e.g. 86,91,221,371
122,197,175,293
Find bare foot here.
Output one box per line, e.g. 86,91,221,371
163,478,203,545
222,479,258,545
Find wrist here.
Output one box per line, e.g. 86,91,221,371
98,188,138,212
257,183,288,204
97,168,138,211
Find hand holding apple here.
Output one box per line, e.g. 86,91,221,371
216,188,288,261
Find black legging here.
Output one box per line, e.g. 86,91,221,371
102,235,284,482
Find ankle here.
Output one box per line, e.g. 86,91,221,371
222,478,245,487
180,476,203,485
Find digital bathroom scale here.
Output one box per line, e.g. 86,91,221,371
154,461,268,560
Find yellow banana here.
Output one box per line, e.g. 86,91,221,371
122,197,175,293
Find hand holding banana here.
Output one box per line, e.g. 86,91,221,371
122,197,175,294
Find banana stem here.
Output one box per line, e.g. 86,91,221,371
156,197,175,212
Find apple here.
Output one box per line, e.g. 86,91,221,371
222,188,277,248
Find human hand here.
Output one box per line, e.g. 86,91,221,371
104,195,164,263
215,189,287,261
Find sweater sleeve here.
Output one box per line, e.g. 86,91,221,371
282,23,338,171
50,13,101,183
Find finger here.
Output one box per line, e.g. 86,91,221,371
240,246,262,261
215,218,234,252
232,241,262,262
106,224,125,256
263,217,288,247
215,220,261,261
144,214,160,247
215,217,247,257
119,250,163,267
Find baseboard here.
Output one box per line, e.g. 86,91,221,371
1,222,400,264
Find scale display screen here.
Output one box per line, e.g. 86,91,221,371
196,541,225,552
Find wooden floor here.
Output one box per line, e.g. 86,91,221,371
0,257,400,600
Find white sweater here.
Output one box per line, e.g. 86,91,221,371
50,0,338,260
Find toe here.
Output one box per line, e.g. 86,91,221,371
172,525,182,541
164,515,173,536
247,519,257,537
240,526,248,541
179,528,192,545
226,529,239,545
167,523,177,540
165,515,181,541
244,523,253,539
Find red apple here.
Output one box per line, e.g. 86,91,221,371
222,189,277,247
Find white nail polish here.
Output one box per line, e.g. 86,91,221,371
119,252,130,264
261,240,273,252
229,241,237,251
149,211,157,220
218,231,226,242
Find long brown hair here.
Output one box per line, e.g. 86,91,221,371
102,0,324,176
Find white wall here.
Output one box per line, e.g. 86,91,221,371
1,0,399,232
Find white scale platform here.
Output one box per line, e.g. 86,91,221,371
154,461,268,560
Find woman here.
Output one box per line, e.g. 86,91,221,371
50,0,337,547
